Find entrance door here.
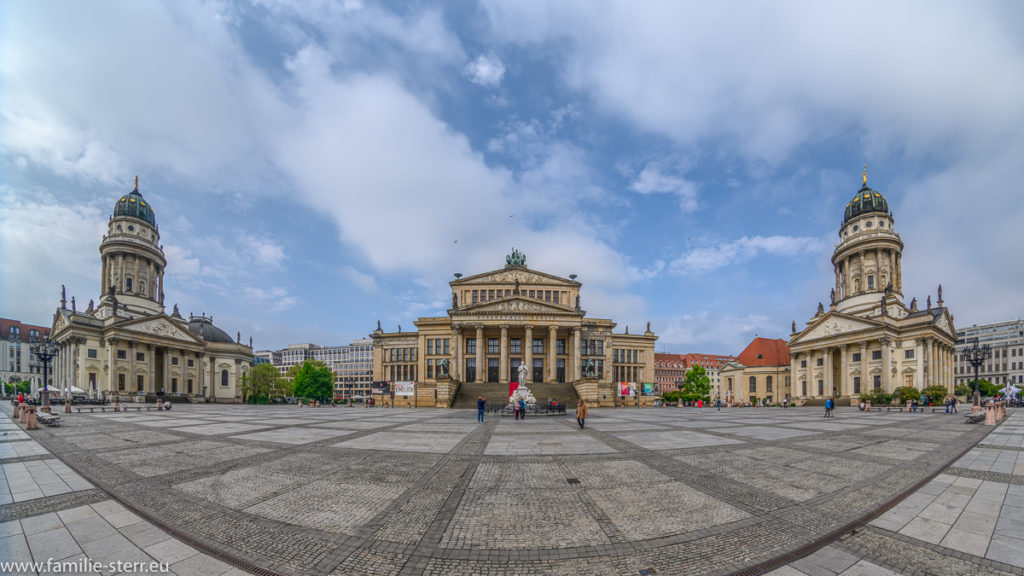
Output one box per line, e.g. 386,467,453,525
487,358,499,382
465,359,476,383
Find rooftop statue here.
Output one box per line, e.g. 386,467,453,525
506,248,526,267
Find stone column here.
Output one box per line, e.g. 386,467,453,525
881,338,892,392
805,351,813,397
451,326,461,381
839,345,848,397
71,340,80,392
569,327,579,381
128,342,137,393
548,325,558,382
180,349,186,394
475,325,485,383
896,253,902,293
835,268,841,301
790,353,798,399
823,348,832,397
524,325,534,383
499,325,509,384
916,339,924,389
208,355,216,401
927,338,935,388
100,255,107,296
107,342,116,396
861,342,869,391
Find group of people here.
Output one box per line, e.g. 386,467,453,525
475,395,589,429
823,397,835,417
943,395,959,413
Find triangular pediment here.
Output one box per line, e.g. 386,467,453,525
118,315,201,343
453,267,578,288
791,312,882,345
456,296,577,316
52,309,70,334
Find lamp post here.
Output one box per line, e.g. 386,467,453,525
31,337,60,414
962,338,990,409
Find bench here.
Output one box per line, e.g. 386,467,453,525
964,413,986,424
36,412,61,427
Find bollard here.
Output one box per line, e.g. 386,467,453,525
19,403,28,423
985,403,996,426
12,402,21,420
65,400,72,414
113,400,120,412
25,405,38,430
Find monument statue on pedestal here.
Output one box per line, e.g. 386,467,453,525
517,363,529,383
438,358,450,378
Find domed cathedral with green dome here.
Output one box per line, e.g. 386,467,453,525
48,177,253,403
788,169,957,405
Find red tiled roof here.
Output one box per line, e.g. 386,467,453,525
736,337,790,367
0,317,51,340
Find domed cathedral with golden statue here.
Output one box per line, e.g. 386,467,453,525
48,178,254,403
788,169,956,405
371,249,657,408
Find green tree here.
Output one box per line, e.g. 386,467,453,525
893,386,920,403
292,360,334,401
921,385,949,403
954,383,973,397
681,365,711,402
972,379,999,397
244,363,285,403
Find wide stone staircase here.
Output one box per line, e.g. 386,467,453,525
451,381,579,409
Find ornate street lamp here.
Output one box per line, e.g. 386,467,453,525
961,338,990,409
31,337,60,414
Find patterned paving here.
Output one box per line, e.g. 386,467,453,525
1,402,1014,575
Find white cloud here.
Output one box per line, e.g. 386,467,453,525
670,235,827,275
243,236,286,269
630,163,698,213
464,54,506,87
243,286,299,312
343,266,379,294
656,311,775,354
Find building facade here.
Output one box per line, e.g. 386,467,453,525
49,179,253,402
788,171,956,403
257,339,374,398
954,320,1024,387
719,338,791,405
371,251,657,407
0,318,51,394
654,352,734,397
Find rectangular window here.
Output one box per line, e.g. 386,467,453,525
545,290,551,301
443,339,449,355
817,380,824,395
488,290,495,300
427,340,434,355
88,349,98,358
852,353,861,362
553,292,559,304
816,358,823,366
188,379,193,393
118,373,126,391
466,338,476,354
427,359,434,378
188,359,194,367
171,378,177,393
529,290,535,298
135,352,145,361
557,339,565,355
749,377,757,393
904,349,914,359
867,275,874,290
488,338,499,354
505,290,511,297
510,338,521,354
597,340,604,355
766,376,773,392
533,339,544,354
800,359,807,368
171,356,178,365
872,350,882,360
873,375,881,388
472,290,478,304
853,376,861,394
137,375,144,391
117,349,126,360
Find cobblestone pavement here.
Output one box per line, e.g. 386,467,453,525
0,402,1015,575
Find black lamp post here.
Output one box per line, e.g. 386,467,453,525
31,337,60,414
962,338,991,408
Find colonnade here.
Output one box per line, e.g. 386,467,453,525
454,324,584,384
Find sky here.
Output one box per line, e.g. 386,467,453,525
2,1,1023,355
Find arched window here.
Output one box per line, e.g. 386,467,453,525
748,376,757,393
766,375,773,392
125,275,133,292
221,369,229,387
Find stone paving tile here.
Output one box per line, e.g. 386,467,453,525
720,425,818,439
230,426,355,444
484,432,616,455
0,439,52,460
611,429,744,450
169,422,272,435
2,459,93,503
589,481,750,540
334,431,466,453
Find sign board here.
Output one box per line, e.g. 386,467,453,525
395,381,415,396
619,382,636,397
371,381,390,395
642,382,657,396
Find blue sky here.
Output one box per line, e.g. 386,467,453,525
2,1,1023,354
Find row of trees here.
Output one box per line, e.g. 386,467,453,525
660,365,712,404
861,380,1000,405
2,380,34,395
241,360,334,404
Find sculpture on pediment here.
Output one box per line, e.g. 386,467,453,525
377,320,381,331
86,299,94,314
910,297,917,310
506,248,526,267
792,320,797,334
237,331,241,343
926,295,931,309
172,303,181,317
71,297,76,312
575,295,581,311
880,296,888,316
514,278,520,295
109,286,118,317
817,302,824,315
452,292,458,309
61,285,67,308
830,288,835,306
937,284,942,300
885,281,893,294
249,336,253,347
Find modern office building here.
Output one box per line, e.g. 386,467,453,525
0,318,51,394
257,339,374,398
954,320,1024,387
788,170,957,403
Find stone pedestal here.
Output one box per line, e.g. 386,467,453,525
65,400,72,414
18,403,28,423
985,403,996,426
573,379,602,407
971,404,982,414
24,405,37,430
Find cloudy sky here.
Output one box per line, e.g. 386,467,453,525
2,1,1023,354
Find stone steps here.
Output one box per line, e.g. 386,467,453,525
452,381,579,409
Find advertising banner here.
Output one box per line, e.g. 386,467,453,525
509,381,520,398
395,381,415,396
371,381,390,395
619,382,636,397
642,382,656,396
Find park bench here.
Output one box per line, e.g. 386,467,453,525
964,413,986,424
36,411,61,427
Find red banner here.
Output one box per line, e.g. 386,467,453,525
509,381,520,397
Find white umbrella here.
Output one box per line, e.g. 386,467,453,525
998,384,1019,394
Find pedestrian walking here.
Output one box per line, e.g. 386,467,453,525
824,397,832,418
513,400,520,420
944,396,950,414
576,401,588,429
519,398,527,420
697,398,703,414
716,398,721,412
477,396,486,423
951,395,958,414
